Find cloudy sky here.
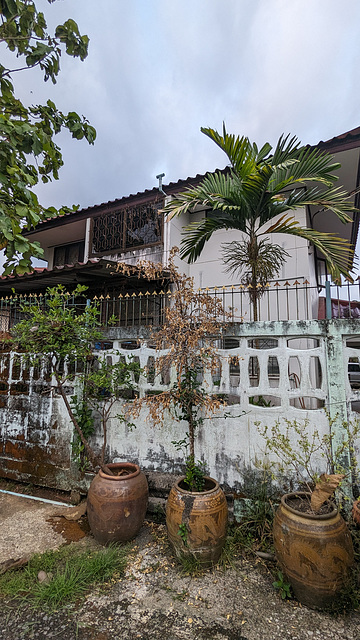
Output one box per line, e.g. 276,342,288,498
8,0,360,215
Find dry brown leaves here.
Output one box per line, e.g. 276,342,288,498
310,473,345,512
123,248,230,426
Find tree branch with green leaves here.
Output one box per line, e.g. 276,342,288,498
0,0,96,275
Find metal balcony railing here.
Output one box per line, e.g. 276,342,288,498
0,278,359,333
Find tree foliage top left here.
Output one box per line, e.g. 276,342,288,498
0,0,96,275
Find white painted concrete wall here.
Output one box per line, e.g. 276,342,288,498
1,320,358,493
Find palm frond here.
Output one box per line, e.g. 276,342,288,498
161,172,230,220
200,124,269,178
270,134,301,165
278,185,354,223
287,145,341,185
264,215,355,281
255,141,273,163
270,145,342,191
222,238,290,285
180,215,243,263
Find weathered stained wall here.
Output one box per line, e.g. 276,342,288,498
0,349,77,490
0,319,359,493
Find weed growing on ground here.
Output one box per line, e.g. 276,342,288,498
149,503,166,524
222,498,275,564
235,497,275,552
272,570,292,600
318,558,360,616
0,544,129,610
177,522,189,547
176,553,204,576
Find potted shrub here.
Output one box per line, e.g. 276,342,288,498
125,250,229,567
12,284,148,545
259,418,356,609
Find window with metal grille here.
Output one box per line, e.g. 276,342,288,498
91,200,163,255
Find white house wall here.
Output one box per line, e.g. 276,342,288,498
170,206,314,291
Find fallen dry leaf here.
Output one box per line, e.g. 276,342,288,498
311,473,344,512
55,500,87,521
0,555,29,574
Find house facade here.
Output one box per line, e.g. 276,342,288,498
0,128,359,494
0,127,358,323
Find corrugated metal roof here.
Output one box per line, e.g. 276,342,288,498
0,258,102,283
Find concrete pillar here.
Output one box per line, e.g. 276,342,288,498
325,321,353,505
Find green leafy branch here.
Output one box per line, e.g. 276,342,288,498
0,0,96,274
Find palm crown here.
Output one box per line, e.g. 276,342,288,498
162,125,355,284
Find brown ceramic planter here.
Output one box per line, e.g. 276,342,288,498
87,462,148,545
273,492,354,609
353,500,360,527
166,476,228,567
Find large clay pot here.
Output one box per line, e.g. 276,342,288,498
166,476,228,567
352,500,360,527
273,492,354,609
87,462,148,545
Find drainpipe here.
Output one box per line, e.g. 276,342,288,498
0,488,72,507
156,173,171,268
325,280,332,319
156,173,167,196
84,218,91,263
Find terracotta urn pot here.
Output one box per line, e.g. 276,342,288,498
166,476,228,567
352,500,360,527
273,492,354,609
87,462,148,545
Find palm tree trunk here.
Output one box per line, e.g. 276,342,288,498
249,232,259,321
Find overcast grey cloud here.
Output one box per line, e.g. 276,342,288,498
7,0,360,215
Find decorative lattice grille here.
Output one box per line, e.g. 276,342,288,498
92,201,163,255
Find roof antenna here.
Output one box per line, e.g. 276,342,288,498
156,173,167,196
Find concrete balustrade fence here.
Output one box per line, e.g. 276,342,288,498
0,319,359,495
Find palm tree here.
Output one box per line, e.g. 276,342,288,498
162,125,355,320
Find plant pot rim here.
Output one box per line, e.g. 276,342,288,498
99,462,140,481
281,491,337,520
174,476,219,495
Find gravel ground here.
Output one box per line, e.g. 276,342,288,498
0,521,359,640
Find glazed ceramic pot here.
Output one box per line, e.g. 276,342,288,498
166,476,228,567
87,462,148,545
352,500,360,527
273,492,354,609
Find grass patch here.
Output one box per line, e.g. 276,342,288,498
0,543,129,610
176,552,205,576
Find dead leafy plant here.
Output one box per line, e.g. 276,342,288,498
113,248,232,487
